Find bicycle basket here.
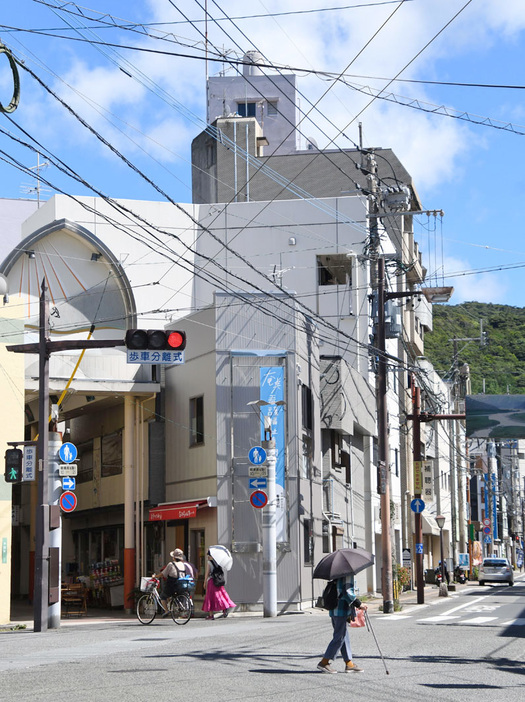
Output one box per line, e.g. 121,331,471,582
140,576,157,593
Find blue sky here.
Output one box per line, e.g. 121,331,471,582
2,1,525,306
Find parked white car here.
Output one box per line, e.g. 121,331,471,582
478,557,514,586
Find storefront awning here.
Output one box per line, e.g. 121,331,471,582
422,515,440,536
149,497,217,521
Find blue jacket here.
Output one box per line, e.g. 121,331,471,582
329,575,360,618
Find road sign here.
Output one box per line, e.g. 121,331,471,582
58,442,77,463
402,548,411,567
248,446,267,465
249,477,268,490
415,543,424,554
411,498,425,513
250,490,268,509
482,517,491,527
483,526,491,535
23,445,36,482
62,476,76,491
126,349,184,365
249,465,268,478
484,535,492,544
58,464,78,476
59,491,77,513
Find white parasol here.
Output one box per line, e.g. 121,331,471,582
209,545,233,571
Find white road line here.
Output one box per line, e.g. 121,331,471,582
458,616,498,624
500,618,525,626
441,596,487,616
418,615,461,622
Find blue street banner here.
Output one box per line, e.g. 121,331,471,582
260,366,286,540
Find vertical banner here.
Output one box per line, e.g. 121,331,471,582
260,367,286,541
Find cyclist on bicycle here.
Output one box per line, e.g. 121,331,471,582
159,548,194,615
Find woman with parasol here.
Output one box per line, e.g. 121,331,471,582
202,546,236,620
314,548,374,674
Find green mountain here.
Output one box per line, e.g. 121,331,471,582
423,302,525,395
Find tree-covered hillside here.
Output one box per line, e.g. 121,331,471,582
423,302,525,395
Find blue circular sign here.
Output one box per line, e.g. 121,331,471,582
59,490,77,513
248,446,267,465
58,442,77,463
410,498,425,513
250,490,268,509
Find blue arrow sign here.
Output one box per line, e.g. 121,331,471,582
58,442,77,464
62,476,76,491
411,498,425,513
249,477,268,490
248,446,267,465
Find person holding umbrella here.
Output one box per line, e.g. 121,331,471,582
202,546,236,620
314,548,373,674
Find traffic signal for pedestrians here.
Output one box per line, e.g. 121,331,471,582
125,329,186,351
4,448,22,483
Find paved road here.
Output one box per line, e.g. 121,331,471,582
1,578,524,702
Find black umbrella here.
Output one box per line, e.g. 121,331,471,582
313,547,375,580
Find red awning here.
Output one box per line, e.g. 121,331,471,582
148,498,215,521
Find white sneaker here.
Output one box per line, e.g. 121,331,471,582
317,663,337,674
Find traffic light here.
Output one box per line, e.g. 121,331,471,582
125,329,186,351
4,448,22,483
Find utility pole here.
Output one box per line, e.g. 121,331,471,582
376,256,394,614
7,279,125,631
408,379,465,604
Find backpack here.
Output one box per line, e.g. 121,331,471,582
211,563,225,588
321,580,339,610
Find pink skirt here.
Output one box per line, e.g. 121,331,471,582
202,579,236,612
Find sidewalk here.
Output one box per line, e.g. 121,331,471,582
3,581,455,631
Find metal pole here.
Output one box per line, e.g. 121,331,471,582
377,257,394,614
34,279,50,632
261,438,277,617
413,383,425,604
439,525,445,588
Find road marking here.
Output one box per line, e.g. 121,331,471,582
458,616,498,624
418,615,461,622
381,614,412,621
441,596,486,616
501,618,525,626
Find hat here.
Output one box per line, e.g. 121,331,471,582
170,548,185,560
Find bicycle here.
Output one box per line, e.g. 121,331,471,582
136,576,192,625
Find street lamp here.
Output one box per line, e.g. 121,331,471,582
435,515,447,594
247,399,285,617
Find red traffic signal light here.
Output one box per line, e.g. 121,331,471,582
125,329,186,351
5,448,23,483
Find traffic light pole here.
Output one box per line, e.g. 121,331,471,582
34,279,50,632
7,279,125,631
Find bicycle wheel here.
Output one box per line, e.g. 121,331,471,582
137,594,157,624
170,593,192,625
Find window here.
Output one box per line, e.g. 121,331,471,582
77,440,93,484
190,396,204,446
317,254,350,286
237,102,256,117
101,431,123,477
303,519,312,564
206,141,216,168
301,384,313,431
267,101,278,116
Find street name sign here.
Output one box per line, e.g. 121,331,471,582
58,464,78,476
249,465,268,478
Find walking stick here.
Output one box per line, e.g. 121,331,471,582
365,610,390,675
